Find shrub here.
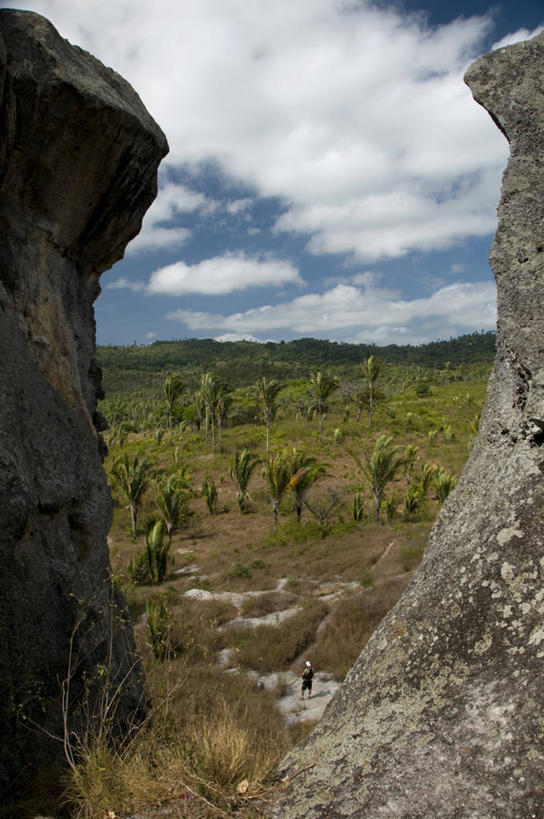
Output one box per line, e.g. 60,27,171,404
202,476,217,514
353,489,364,522
415,382,432,397
146,597,173,661
403,483,424,521
145,520,170,585
359,566,374,588
227,562,252,580
434,467,457,503
127,552,148,586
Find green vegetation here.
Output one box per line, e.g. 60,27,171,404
43,336,493,817
231,448,259,512
97,331,495,395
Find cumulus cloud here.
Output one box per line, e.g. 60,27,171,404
147,252,303,295
15,0,517,264
126,181,214,254
166,279,496,345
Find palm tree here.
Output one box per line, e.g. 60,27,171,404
110,453,153,537
262,450,293,529
214,386,232,454
231,449,259,513
155,474,192,543
145,520,169,584
163,374,185,440
257,377,283,452
357,435,404,524
361,355,383,431
286,449,327,523
193,388,206,436
403,444,419,485
309,371,338,441
434,467,457,504
199,373,229,453
198,372,214,446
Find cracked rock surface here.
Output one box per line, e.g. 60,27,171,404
0,10,167,798
268,31,544,819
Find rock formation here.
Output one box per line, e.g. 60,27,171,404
269,32,544,819
0,10,167,798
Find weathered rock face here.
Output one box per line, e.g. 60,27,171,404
270,33,544,819
0,10,167,798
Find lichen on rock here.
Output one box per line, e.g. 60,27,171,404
268,31,544,819
0,9,167,799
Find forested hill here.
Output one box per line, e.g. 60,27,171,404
97,331,496,394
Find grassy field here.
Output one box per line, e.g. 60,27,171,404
51,366,488,817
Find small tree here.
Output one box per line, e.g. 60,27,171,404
286,450,326,523
199,372,230,453
163,374,185,440
361,355,383,432
262,450,293,529
214,387,232,454
356,435,405,524
231,449,259,513
155,473,192,543
304,486,345,528
309,371,338,441
110,453,153,538
257,377,283,452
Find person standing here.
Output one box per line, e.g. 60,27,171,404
301,660,314,699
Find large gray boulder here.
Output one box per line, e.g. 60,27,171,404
269,32,544,819
0,10,167,799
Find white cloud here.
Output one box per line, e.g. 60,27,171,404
214,333,260,343
147,252,304,295
16,0,520,263
166,279,496,344
106,276,145,292
226,198,253,215
492,25,544,50
127,225,192,254
126,181,214,254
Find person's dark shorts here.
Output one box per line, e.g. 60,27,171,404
302,678,312,691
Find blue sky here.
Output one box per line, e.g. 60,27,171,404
12,0,544,346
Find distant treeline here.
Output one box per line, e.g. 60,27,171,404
97,331,496,394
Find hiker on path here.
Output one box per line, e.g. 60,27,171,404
301,660,314,699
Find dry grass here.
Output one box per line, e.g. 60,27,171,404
63,657,291,818
240,590,298,617
310,575,412,679
224,599,328,672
